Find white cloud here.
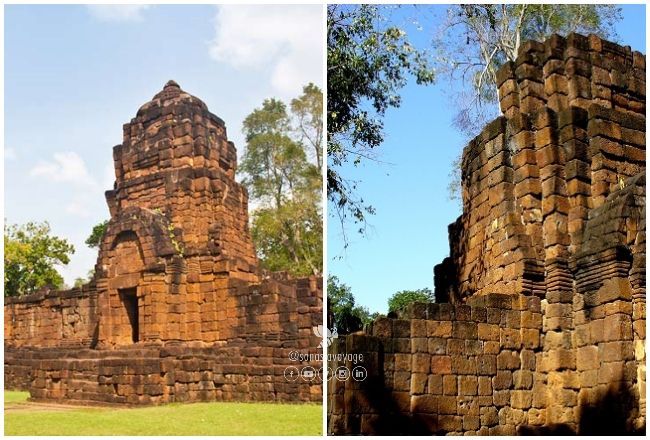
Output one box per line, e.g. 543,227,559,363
209,5,323,95
30,152,96,186
86,5,151,22
5,146,16,160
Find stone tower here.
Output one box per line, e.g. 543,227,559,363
96,81,259,347
5,81,323,405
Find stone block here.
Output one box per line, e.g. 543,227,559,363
438,415,463,433
477,355,497,375
393,372,410,391
465,339,483,355
546,349,576,370
438,395,458,415
395,353,411,371
410,373,428,395
463,415,480,431
493,371,513,390
411,319,427,337
521,311,542,329
478,376,492,396
459,376,478,396
452,321,478,339
599,341,635,362
430,356,452,375
545,329,573,349
452,357,478,375
372,318,392,338
478,323,499,341
428,338,447,355
393,320,411,337
412,354,431,374
603,313,633,341
576,345,599,371
426,321,452,338
484,341,501,355
500,328,522,349
443,375,458,395
493,390,511,407
486,308,502,324
497,350,521,370
480,406,499,426
471,307,487,323
428,374,443,395
447,339,465,355
513,370,533,389
411,394,438,414
412,337,428,353
521,329,540,349
455,305,472,321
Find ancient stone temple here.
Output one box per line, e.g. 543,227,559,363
5,81,323,404
328,34,645,435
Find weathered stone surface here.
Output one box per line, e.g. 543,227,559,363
5,81,323,405
328,33,646,436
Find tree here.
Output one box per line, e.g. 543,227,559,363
85,220,109,248
240,92,322,277
250,199,322,276
4,221,75,296
388,287,434,313
435,5,622,200
327,4,434,241
73,269,95,288
291,83,323,173
327,275,375,334
435,4,622,137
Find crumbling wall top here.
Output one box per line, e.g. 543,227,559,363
497,33,645,118
437,33,645,302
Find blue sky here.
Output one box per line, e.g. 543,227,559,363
328,4,646,314
5,4,324,285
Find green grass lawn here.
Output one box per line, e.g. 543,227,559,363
5,391,322,436
4,391,30,405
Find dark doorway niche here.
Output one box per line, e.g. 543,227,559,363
119,288,139,343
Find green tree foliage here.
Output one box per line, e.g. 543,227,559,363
436,5,622,200
327,275,376,334
327,4,435,241
240,88,322,277
85,219,109,248
291,83,323,173
73,269,95,288
4,221,75,296
436,4,622,137
388,287,435,313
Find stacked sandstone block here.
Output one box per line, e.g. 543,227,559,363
97,80,261,347
7,344,321,405
497,34,644,117
4,81,323,405
5,277,322,404
107,80,255,270
570,173,646,431
328,295,543,435
5,285,98,348
331,33,645,435
436,33,644,304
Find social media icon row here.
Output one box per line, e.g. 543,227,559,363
283,365,367,382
